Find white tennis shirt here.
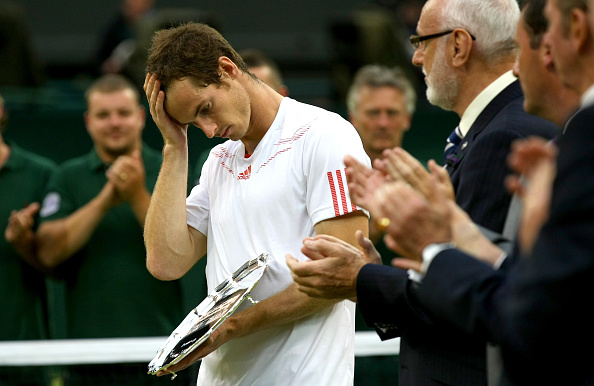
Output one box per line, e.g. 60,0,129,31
186,97,370,385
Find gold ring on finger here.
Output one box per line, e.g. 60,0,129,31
376,217,391,231
119,172,128,181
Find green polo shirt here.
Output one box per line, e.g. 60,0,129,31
39,145,184,339
0,143,56,341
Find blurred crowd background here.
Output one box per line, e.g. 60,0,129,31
0,0,458,169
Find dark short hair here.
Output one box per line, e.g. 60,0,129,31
520,0,548,49
146,22,250,91
84,74,140,107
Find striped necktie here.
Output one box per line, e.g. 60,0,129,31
444,126,463,165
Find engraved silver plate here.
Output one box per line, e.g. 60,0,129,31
147,253,271,375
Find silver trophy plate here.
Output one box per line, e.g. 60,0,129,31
147,253,271,376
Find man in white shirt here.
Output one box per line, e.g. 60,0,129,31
143,22,369,385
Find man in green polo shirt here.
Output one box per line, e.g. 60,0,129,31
9,75,190,385
1,93,56,384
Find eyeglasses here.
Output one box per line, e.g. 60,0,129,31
409,30,476,51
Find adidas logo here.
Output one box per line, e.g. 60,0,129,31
238,165,251,180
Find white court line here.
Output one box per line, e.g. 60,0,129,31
0,332,400,366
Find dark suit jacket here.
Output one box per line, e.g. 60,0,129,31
357,79,558,385
448,80,558,233
413,105,594,385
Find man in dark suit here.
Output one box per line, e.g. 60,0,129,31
366,1,594,383
395,0,594,384
288,0,594,384
368,0,556,383
288,0,558,384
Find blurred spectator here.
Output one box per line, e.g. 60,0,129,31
241,48,289,98
347,65,415,164
345,65,415,384
8,75,193,385
0,1,45,87
94,0,155,76
346,64,415,245
1,92,56,384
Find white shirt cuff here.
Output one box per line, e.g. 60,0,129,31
408,242,457,284
493,252,508,269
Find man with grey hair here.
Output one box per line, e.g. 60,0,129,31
346,65,416,246
346,65,416,165
412,0,556,233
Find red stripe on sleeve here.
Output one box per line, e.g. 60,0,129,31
327,172,340,216
336,170,349,214
344,167,358,211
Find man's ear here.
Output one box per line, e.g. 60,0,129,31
451,29,474,68
218,56,240,80
542,43,555,72
570,8,590,54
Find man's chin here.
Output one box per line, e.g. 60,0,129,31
105,145,134,158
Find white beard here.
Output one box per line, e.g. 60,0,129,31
425,44,459,111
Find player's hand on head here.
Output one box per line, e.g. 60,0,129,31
144,73,189,146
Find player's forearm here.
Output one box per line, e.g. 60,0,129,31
37,195,111,268
224,283,338,341
145,143,200,280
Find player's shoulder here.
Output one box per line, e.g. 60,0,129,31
284,98,356,139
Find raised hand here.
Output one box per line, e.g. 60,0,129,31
144,73,189,146
506,137,558,254
344,154,388,215
374,178,452,262
106,149,146,203
383,148,455,202
5,202,48,271
5,202,39,246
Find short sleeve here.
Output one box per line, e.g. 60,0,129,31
303,115,371,225
186,154,211,236
39,168,75,221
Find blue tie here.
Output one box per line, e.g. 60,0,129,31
444,126,463,165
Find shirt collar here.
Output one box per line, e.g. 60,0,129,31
1,141,25,171
580,84,594,108
458,70,517,137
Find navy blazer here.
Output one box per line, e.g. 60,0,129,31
448,80,558,233
413,105,594,385
357,80,558,385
